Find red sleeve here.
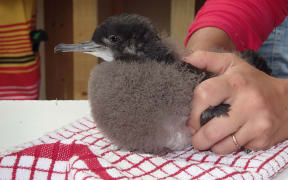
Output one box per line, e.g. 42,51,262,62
185,0,288,51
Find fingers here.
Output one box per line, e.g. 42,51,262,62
195,109,275,154
188,75,232,129
184,51,240,74
190,109,242,150
211,123,252,154
244,120,274,151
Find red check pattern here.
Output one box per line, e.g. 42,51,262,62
1,116,288,180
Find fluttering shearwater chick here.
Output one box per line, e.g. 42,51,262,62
55,14,271,154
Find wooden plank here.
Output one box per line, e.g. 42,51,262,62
111,0,124,15
72,0,99,100
123,0,171,34
44,0,74,99
170,0,195,48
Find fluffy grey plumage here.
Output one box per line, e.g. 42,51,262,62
55,14,271,154
88,60,206,153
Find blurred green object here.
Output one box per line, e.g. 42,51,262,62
30,29,48,52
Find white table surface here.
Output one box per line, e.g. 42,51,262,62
0,100,90,151
0,100,287,179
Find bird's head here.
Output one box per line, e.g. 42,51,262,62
54,14,170,62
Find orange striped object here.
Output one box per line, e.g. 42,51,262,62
0,0,40,100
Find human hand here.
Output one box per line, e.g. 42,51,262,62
185,51,288,154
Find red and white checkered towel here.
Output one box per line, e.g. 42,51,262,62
1,116,288,180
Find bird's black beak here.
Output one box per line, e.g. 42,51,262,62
54,40,114,62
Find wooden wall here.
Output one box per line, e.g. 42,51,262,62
171,0,196,48
44,0,99,99
72,0,99,99
44,0,74,99
44,0,196,100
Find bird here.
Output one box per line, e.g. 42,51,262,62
54,14,271,154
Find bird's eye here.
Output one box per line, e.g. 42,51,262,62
109,35,120,43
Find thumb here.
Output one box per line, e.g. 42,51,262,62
184,51,238,74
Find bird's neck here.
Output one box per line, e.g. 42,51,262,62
122,42,178,63
149,41,180,62
144,44,177,63
113,41,179,63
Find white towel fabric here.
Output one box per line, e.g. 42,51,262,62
1,116,288,180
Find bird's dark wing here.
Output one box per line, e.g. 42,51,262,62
200,104,230,126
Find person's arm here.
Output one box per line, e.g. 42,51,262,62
186,0,288,51
184,0,288,154
186,27,236,51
